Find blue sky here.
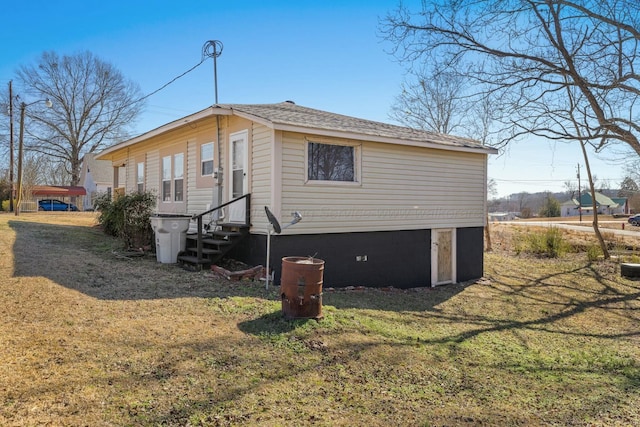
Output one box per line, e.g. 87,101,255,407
0,0,625,198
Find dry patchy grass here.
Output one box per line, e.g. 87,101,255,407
1,213,640,426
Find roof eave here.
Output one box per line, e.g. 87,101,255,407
96,104,498,160
272,123,498,154
96,107,233,160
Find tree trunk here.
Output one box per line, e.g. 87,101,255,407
485,214,493,252
580,142,609,259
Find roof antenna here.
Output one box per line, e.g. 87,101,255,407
202,40,223,104
203,40,225,222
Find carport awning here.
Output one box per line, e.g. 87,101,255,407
32,185,87,197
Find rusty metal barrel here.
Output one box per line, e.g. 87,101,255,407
280,256,324,320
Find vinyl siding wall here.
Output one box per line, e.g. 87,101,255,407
104,117,221,215
146,151,160,196
183,117,225,215
103,117,489,233
280,131,488,234
249,122,274,232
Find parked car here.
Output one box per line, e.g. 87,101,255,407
628,214,640,226
38,199,79,212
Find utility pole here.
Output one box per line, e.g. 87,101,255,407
8,81,14,212
16,101,25,216
577,163,582,222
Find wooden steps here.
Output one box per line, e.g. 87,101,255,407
178,222,249,270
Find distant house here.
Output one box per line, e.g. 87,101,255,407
96,102,497,288
560,199,579,217
561,191,629,217
611,197,630,216
488,212,518,221
79,153,113,210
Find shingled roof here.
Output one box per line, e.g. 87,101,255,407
220,101,491,151
98,101,497,158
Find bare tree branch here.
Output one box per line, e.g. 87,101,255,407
16,51,144,185
382,0,640,155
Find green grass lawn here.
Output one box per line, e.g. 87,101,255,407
1,213,639,426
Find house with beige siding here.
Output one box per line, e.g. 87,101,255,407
96,101,497,288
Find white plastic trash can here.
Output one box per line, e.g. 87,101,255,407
149,214,192,263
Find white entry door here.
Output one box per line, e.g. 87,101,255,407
431,229,456,287
228,130,248,223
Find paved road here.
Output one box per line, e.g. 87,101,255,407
501,220,640,238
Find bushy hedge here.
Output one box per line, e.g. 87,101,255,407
94,191,156,249
1,199,17,212
514,227,569,258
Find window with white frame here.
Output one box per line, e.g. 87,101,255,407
174,153,184,202
162,156,171,201
307,141,357,182
137,162,144,193
201,142,214,176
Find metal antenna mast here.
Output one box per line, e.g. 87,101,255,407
202,40,223,104
203,40,225,221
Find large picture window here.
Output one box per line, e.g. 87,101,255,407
307,142,356,182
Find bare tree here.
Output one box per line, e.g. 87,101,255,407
39,155,71,186
487,178,498,200
15,51,143,186
619,176,639,198
563,180,577,198
624,160,640,184
516,193,530,214
383,0,640,155
390,67,467,134
561,79,611,257
619,176,640,212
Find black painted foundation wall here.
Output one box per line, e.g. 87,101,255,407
227,227,484,289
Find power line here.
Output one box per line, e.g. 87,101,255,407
14,55,210,133
492,177,621,183
132,58,207,107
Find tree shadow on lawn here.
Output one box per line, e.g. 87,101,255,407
240,262,640,345
418,261,640,345
237,282,470,336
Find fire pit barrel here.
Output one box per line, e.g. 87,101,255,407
280,257,324,320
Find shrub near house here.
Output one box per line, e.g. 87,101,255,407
94,191,156,249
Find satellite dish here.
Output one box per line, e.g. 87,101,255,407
265,206,281,234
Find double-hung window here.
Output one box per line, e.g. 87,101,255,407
162,156,172,201
137,162,144,193
307,141,358,183
174,153,184,202
161,153,185,202
201,142,214,176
